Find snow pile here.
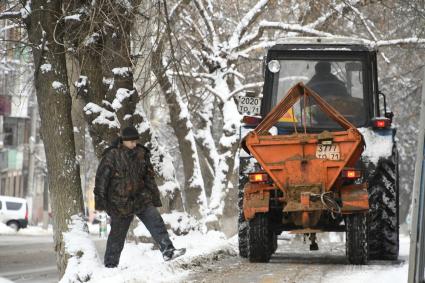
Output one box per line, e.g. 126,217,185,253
162,212,199,235
18,225,53,235
0,223,53,235
358,127,393,164
0,223,15,234
134,212,198,237
60,215,103,283
0,277,14,283
62,227,235,283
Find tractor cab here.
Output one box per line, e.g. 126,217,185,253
253,37,390,132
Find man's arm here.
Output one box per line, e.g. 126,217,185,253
144,149,162,207
94,151,114,211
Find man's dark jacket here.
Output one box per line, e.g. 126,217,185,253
94,139,162,216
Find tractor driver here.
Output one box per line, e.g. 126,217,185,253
306,61,349,98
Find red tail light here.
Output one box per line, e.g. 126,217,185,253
243,116,262,126
341,168,361,179
372,117,391,129
249,172,270,183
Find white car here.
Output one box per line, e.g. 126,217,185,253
0,196,28,231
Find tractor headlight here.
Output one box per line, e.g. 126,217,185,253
268,60,280,73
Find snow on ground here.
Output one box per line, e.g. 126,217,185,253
322,234,410,283
0,222,53,235
61,226,235,283
0,277,14,283
0,223,14,234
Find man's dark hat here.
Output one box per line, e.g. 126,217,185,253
121,125,139,141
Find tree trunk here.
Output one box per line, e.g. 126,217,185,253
24,0,84,277
151,55,207,218
151,0,207,219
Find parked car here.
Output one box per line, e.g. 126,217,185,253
0,196,28,231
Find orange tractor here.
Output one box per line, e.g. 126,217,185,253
238,38,399,265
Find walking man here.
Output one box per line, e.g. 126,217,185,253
94,125,185,268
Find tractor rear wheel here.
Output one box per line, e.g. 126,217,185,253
346,213,368,265
248,213,272,262
367,151,399,260
238,176,248,258
269,231,278,255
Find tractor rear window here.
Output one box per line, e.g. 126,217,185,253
6,201,22,210
273,59,366,129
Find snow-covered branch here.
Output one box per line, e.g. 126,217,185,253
233,40,275,59
305,0,361,29
236,20,333,51
374,38,425,47
179,14,214,54
229,0,270,48
83,102,120,128
0,11,21,20
167,70,215,82
227,82,264,100
204,85,224,103
192,0,219,47
347,3,390,63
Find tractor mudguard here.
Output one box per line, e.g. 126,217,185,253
340,183,369,212
243,183,273,220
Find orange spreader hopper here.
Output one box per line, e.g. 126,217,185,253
242,83,365,212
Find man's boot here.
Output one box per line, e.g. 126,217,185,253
163,248,186,261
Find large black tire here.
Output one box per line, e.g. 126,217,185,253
367,151,399,260
248,213,271,262
346,213,368,265
269,232,278,255
238,175,248,258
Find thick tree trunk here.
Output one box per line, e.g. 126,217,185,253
24,0,84,277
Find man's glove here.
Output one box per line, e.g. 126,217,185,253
95,196,106,211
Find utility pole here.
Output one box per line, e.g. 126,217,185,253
408,68,425,283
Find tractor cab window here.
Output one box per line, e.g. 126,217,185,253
273,59,366,130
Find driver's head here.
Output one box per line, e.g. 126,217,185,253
315,61,331,74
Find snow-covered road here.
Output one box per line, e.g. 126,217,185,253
185,233,409,283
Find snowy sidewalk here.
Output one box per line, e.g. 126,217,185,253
61,228,237,283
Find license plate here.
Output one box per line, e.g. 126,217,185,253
238,96,261,115
316,144,340,160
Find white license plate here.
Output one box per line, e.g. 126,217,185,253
238,96,261,115
316,144,340,160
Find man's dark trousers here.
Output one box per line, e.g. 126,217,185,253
104,205,174,267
